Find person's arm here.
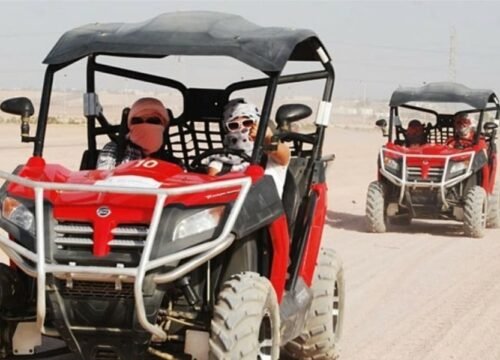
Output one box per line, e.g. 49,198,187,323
207,159,223,176
96,142,118,170
265,136,290,165
250,125,290,166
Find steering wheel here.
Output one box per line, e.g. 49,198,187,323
189,148,252,172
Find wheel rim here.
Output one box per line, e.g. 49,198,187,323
332,279,340,334
257,311,273,360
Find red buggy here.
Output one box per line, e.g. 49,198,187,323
366,82,499,238
0,12,344,360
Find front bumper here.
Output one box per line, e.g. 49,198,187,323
379,148,475,208
0,170,251,341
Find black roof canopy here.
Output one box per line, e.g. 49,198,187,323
389,82,497,109
43,11,327,73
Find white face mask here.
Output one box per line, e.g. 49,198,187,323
224,127,254,156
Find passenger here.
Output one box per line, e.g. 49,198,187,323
446,114,475,149
405,119,426,147
96,97,180,169
207,99,291,197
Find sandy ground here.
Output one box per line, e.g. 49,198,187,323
1,124,500,359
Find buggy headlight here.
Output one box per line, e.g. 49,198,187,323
173,206,225,242
383,156,401,175
1,197,35,233
448,160,469,177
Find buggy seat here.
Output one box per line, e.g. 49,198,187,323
426,115,455,145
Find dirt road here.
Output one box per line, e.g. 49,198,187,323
1,124,499,359
325,127,500,360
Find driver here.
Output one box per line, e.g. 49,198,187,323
405,119,427,147
207,99,290,197
96,97,181,169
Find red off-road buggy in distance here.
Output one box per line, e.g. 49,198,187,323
0,12,344,360
366,82,500,238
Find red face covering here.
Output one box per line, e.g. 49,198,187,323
455,117,472,139
127,98,169,155
129,123,165,155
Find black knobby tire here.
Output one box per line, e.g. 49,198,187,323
486,184,500,228
365,181,387,233
463,185,487,238
282,248,345,360
209,272,280,360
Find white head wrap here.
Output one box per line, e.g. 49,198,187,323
207,100,261,171
222,100,260,156
223,100,261,124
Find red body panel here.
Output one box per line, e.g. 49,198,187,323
7,157,265,257
489,152,498,192
382,140,497,193
268,214,290,302
385,142,479,167
298,183,327,287
9,157,264,206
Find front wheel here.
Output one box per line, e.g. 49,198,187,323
487,184,500,228
282,248,345,359
365,181,387,233
209,272,280,360
464,185,487,238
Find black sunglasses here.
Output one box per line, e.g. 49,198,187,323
130,116,163,125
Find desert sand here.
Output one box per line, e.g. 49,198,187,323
1,124,499,359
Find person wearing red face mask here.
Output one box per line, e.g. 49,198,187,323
405,119,427,147
97,97,181,169
446,115,475,149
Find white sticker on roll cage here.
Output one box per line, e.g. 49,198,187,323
315,101,332,127
316,46,330,63
95,175,162,189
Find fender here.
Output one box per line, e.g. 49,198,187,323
481,164,492,193
268,214,289,302
298,183,327,286
487,151,497,193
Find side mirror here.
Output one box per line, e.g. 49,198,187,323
484,122,498,131
276,104,312,129
0,97,35,143
1,97,34,117
375,119,388,136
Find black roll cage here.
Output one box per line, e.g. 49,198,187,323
388,99,500,145
34,54,335,166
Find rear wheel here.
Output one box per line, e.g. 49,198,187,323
365,181,387,232
464,185,487,238
282,248,345,360
486,184,500,228
209,272,280,360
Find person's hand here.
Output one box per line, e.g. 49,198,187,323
249,124,258,141
264,127,273,143
250,124,273,142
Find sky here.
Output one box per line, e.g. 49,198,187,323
0,0,499,100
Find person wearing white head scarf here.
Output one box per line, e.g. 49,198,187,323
208,99,290,197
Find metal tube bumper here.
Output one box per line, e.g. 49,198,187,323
379,148,475,208
0,169,251,340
